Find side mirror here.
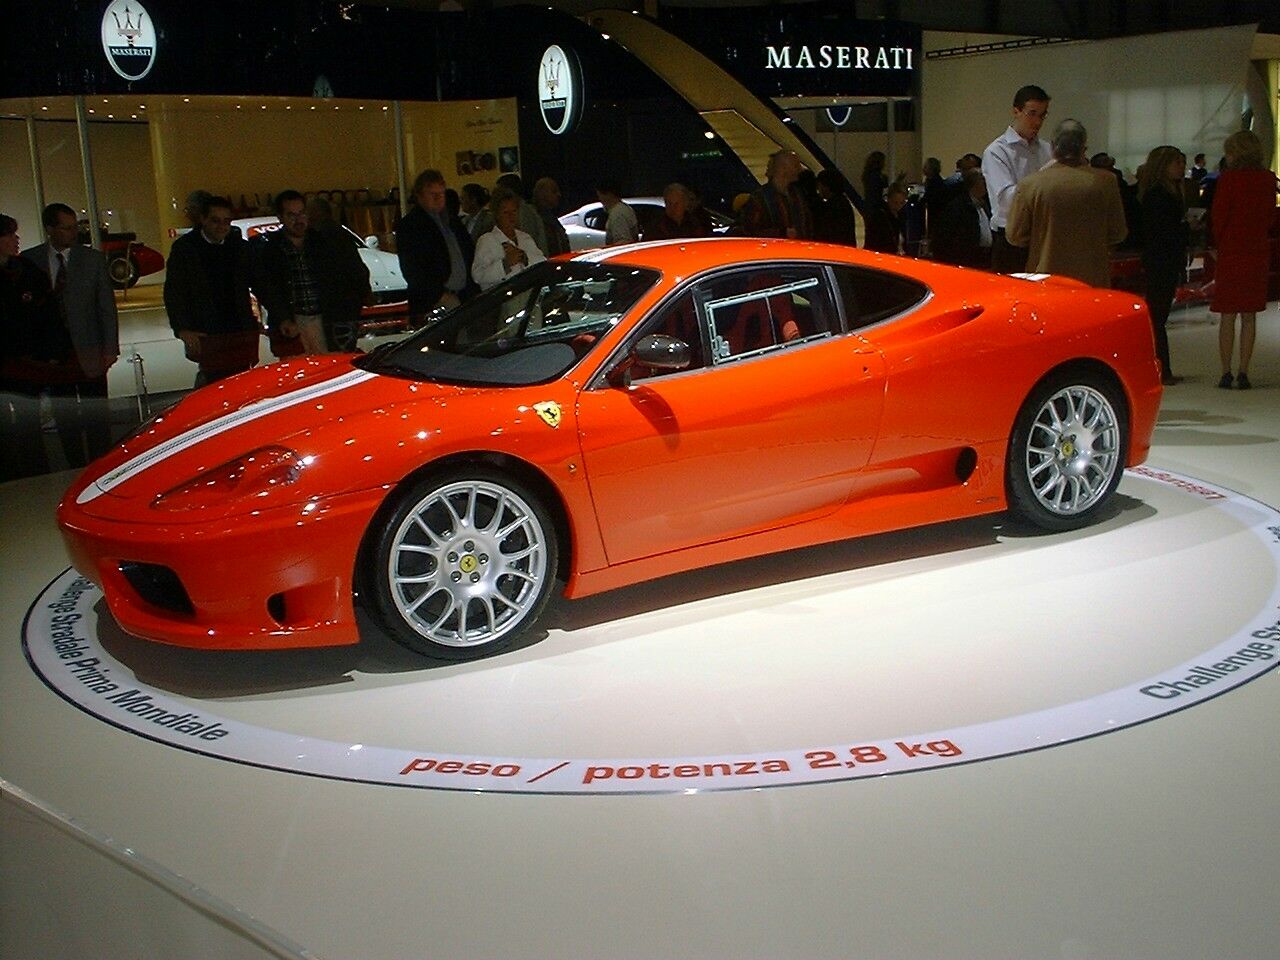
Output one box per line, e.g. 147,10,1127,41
634,334,691,371
365,235,380,249
608,334,691,388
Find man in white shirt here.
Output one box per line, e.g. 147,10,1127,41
981,84,1052,273
596,179,639,246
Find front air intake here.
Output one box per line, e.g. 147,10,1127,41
119,562,195,615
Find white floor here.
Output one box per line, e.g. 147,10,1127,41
4,304,1280,960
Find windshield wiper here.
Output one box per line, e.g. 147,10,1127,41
369,360,425,380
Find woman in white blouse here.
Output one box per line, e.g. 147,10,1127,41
472,186,546,290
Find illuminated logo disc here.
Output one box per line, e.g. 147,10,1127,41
538,45,581,136
101,0,157,82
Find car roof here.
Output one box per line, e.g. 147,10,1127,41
568,237,945,281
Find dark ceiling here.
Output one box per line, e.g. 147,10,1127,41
402,0,1280,40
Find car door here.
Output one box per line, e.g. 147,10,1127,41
576,264,887,566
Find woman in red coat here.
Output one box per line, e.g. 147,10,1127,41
1210,130,1279,389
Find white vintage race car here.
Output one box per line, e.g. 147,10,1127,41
558,197,733,251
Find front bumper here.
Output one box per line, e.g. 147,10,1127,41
57,487,387,650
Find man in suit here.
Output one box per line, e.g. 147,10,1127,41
21,202,119,466
396,169,476,323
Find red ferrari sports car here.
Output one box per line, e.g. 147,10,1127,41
58,238,1162,660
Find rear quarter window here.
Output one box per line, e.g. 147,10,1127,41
831,264,929,330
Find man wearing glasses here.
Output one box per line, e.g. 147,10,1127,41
252,190,369,355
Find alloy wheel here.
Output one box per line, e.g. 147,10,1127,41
386,480,548,648
1024,384,1121,516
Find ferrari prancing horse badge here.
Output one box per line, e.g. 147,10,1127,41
533,401,561,429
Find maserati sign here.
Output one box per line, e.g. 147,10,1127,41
538,44,582,136
100,0,157,82
765,44,914,72
658,8,920,99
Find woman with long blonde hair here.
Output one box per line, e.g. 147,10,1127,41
1137,145,1188,384
1210,130,1279,389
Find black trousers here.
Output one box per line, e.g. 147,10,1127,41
991,229,1029,274
1144,269,1178,379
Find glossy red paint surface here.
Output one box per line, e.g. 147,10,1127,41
57,239,1162,649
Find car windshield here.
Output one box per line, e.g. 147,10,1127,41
358,260,659,386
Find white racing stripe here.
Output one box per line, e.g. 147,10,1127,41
77,368,378,504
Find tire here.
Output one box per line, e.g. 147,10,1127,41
1006,371,1128,532
108,254,139,289
365,468,559,659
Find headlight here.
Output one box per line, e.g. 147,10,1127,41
152,446,304,512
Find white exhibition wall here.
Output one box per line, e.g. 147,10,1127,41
0,119,159,249
921,24,1262,177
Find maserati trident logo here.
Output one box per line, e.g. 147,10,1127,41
538,44,581,136
101,0,157,81
112,4,142,43
543,53,561,98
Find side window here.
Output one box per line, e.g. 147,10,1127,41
583,207,608,231
696,267,836,363
629,289,706,382
832,264,929,330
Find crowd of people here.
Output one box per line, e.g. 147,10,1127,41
3,82,1278,481
725,84,1278,389
392,169,722,321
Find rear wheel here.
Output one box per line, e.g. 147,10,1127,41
1006,373,1127,531
108,253,139,289
366,469,558,659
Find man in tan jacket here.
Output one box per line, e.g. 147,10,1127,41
1006,119,1128,287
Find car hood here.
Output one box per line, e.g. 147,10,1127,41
68,357,468,519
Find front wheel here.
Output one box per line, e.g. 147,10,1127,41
1006,373,1128,531
365,469,559,659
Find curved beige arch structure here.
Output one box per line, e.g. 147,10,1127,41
585,9,824,180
